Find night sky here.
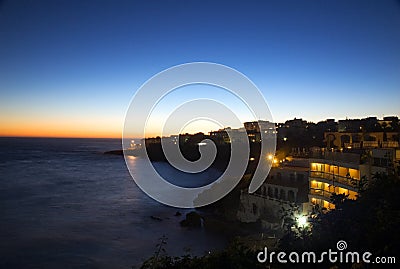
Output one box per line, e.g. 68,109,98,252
1,0,399,137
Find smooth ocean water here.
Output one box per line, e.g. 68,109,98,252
0,138,227,268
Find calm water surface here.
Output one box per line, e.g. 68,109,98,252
0,138,227,268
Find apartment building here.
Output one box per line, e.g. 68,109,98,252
309,149,397,209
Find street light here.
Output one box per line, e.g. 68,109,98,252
297,215,308,227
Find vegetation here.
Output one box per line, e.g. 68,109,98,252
139,237,264,269
139,172,400,268
278,172,400,268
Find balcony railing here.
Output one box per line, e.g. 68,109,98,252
344,142,361,148
309,188,332,200
382,141,399,148
310,171,359,189
363,141,379,148
343,141,398,149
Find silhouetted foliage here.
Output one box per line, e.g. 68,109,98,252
139,173,399,268
139,238,265,269
278,172,400,268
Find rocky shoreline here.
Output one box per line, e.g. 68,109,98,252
104,142,264,241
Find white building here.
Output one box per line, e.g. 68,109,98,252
237,165,309,230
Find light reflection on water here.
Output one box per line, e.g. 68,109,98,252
0,138,227,269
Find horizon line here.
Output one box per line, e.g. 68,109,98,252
2,115,398,139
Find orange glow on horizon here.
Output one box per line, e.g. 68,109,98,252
0,117,123,139
0,128,122,139
0,122,169,139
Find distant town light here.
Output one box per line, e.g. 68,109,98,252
267,154,273,160
283,137,288,141
249,157,255,161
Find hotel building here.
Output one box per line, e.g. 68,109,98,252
237,163,309,230
309,149,398,210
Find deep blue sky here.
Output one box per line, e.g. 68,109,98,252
1,0,399,137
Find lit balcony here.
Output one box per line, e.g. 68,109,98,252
309,188,332,200
309,171,359,190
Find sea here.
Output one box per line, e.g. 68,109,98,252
0,138,228,268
